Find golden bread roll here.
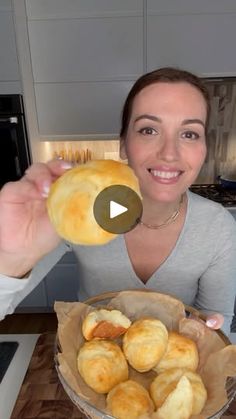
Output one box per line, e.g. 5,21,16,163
153,331,199,373
123,317,168,372
82,308,131,340
77,339,128,394
150,368,207,415
106,379,154,419
47,159,141,245
154,375,193,419
183,370,207,415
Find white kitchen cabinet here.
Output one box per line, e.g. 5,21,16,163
45,250,80,308
26,12,142,136
0,1,21,93
13,0,236,140
25,0,143,19
228,209,236,221
147,0,236,77
15,0,143,139
45,263,80,307
16,251,80,312
34,81,134,135
28,18,142,82
147,0,236,15
16,281,48,312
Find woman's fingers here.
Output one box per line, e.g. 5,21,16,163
0,160,73,203
205,313,224,330
23,160,72,198
26,159,72,179
188,312,224,330
0,177,43,202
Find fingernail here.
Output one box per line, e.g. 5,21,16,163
41,181,51,197
206,319,217,328
61,161,73,169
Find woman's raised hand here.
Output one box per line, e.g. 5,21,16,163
0,159,72,277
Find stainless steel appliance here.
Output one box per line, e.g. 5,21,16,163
190,184,236,222
0,95,31,189
190,184,236,209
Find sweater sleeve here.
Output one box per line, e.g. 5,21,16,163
194,210,236,336
0,242,68,320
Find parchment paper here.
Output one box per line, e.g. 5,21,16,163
54,290,236,418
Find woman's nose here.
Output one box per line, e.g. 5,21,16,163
157,136,180,162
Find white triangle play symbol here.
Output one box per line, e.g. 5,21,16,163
110,200,128,219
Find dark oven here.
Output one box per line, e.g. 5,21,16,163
0,94,31,189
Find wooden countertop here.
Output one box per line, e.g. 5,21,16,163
10,332,235,418
10,333,86,418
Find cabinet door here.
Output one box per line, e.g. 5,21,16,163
26,0,143,19
45,264,80,307
27,18,142,136
147,1,236,77
228,210,236,221
28,18,143,83
147,0,236,15
34,81,134,136
22,0,143,137
0,3,21,93
16,281,47,311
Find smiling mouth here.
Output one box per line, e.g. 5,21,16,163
148,169,183,179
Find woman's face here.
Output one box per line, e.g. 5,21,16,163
120,82,207,203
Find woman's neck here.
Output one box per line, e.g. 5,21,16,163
140,194,185,226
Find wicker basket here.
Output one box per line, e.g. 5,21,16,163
55,290,236,419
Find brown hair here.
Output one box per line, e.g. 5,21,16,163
120,67,210,138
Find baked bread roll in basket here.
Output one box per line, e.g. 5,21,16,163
54,290,236,419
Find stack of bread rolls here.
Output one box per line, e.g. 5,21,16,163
76,308,207,419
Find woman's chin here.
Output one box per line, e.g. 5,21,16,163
142,193,182,205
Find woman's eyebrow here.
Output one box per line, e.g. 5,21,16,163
181,118,205,128
134,114,162,123
133,115,205,128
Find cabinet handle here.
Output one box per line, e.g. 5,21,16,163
0,117,18,124
14,156,22,177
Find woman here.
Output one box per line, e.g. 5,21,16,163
0,67,235,334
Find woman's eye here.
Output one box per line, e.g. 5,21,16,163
138,127,157,135
182,131,200,140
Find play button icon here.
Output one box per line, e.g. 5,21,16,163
110,201,128,218
93,185,143,234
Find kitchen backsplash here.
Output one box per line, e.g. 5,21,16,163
40,139,121,163
39,78,236,184
197,78,236,183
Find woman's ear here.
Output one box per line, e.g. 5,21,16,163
119,137,127,160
